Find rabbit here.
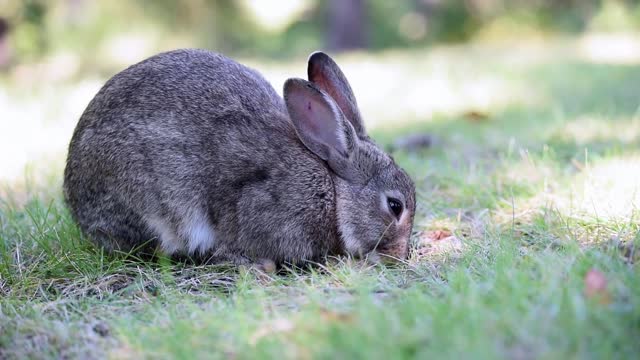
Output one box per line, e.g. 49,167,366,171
63,49,416,266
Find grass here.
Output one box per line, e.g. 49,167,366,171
1,37,640,359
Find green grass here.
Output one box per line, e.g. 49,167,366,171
1,39,640,359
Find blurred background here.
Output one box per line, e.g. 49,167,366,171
1,0,640,192
1,0,640,62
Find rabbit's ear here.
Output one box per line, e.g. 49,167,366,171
284,78,357,178
307,51,366,138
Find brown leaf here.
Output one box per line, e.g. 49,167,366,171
463,110,490,123
584,268,611,304
424,230,453,241
416,230,463,257
319,308,354,324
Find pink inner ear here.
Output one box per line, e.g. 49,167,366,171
306,102,320,132
309,62,362,135
286,81,342,153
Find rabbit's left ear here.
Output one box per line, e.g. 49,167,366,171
307,52,366,138
284,78,358,179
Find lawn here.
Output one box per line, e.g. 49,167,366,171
1,36,639,359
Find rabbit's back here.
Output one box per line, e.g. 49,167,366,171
64,49,337,261
77,49,285,130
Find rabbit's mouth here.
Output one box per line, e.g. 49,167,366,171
344,241,408,264
342,226,411,264
368,221,411,263
375,242,409,263
363,248,407,265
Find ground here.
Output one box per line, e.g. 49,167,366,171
1,36,639,359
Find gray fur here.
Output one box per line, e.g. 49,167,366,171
63,49,416,265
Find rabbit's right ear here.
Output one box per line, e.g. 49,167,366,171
307,52,366,138
284,78,357,179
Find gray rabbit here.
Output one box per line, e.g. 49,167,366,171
63,49,416,266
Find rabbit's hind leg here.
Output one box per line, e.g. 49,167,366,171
79,192,156,255
84,206,159,258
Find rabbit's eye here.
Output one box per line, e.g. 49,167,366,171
387,197,403,219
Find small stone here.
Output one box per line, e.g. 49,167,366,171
584,268,611,304
92,321,110,337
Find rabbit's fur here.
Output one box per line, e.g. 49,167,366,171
64,49,416,266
